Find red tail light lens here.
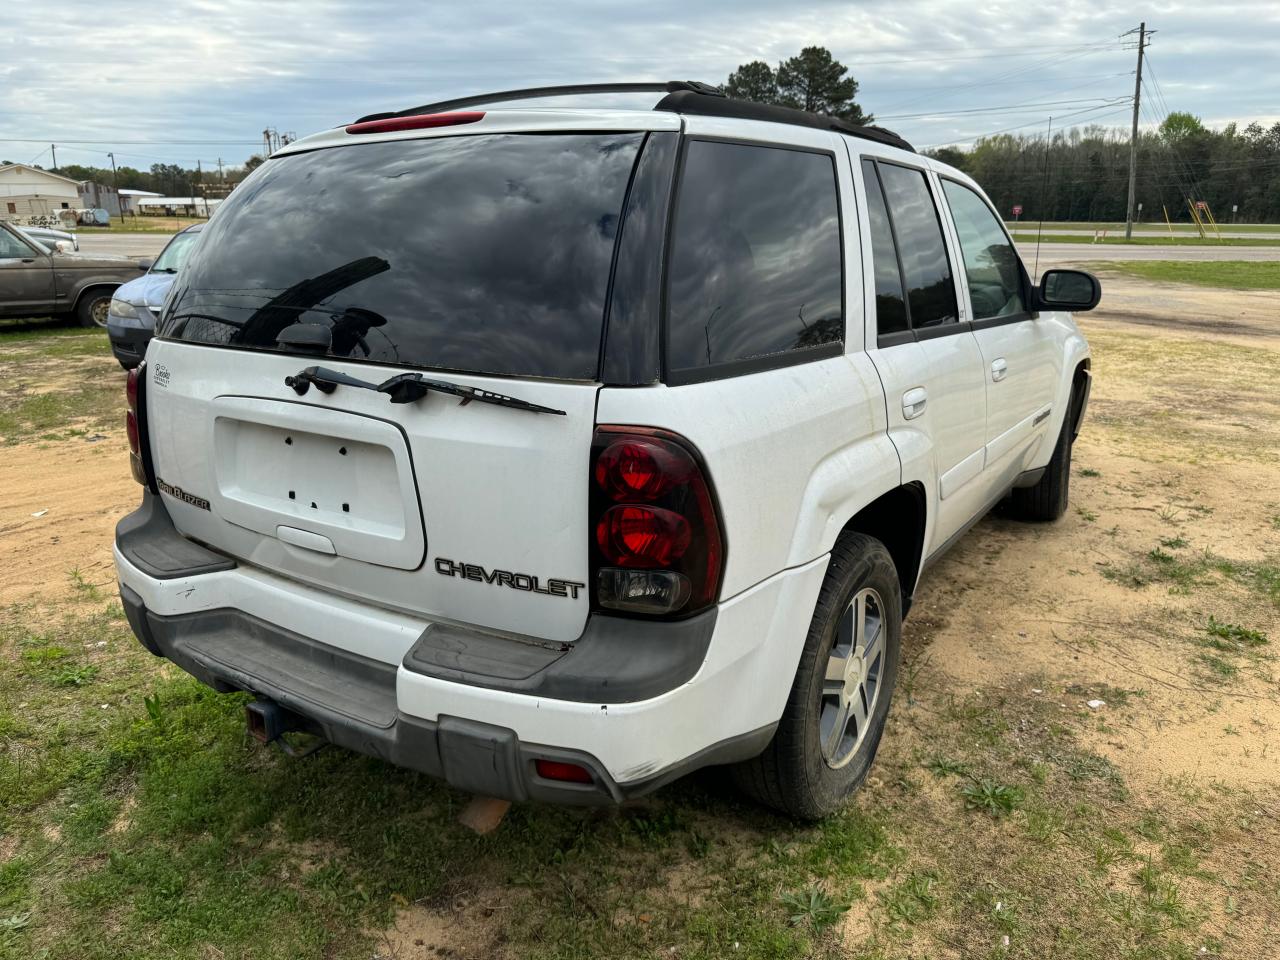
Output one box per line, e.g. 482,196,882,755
344,111,485,135
126,366,140,413
125,363,152,489
596,505,691,567
590,427,724,618
594,438,694,501
534,759,594,784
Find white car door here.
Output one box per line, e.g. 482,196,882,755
937,176,1062,488
852,152,990,554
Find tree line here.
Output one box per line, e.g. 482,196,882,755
926,113,1280,225
1,157,264,198
722,48,1280,224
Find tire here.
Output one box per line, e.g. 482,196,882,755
1008,399,1075,522
732,532,901,820
76,290,113,329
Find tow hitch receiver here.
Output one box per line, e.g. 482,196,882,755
245,700,327,758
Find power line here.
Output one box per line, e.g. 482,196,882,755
881,96,1131,123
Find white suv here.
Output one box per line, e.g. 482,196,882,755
114,82,1097,819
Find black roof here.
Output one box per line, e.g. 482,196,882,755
355,81,915,153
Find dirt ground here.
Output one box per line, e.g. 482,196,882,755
1,274,1277,958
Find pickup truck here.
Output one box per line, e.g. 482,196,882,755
0,220,148,326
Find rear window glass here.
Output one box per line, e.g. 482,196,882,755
666,140,842,376
161,133,644,380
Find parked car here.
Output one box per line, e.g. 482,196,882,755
16,224,80,252
0,220,148,326
114,82,1098,819
107,223,204,368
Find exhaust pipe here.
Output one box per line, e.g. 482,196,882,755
245,700,327,758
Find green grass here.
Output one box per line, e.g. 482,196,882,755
1011,232,1280,247
4,592,1271,959
1082,260,1280,290
0,326,121,442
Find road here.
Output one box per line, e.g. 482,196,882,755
1016,240,1280,266
77,232,174,258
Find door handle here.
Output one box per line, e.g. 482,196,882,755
991,358,1008,382
902,386,928,420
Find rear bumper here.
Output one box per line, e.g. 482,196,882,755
114,495,827,803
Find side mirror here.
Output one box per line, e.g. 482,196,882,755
1036,269,1101,312
137,258,154,271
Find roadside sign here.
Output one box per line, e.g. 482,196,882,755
1195,200,1207,210
1012,205,1023,216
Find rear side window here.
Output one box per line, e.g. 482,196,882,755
874,162,957,329
941,180,1026,320
860,160,908,336
666,140,842,378
161,133,644,380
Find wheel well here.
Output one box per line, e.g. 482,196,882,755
74,284,119,310
1069,358,1091,439
839,483,926,617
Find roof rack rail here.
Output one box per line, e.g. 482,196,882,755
354,81,915,153
357,81,724,123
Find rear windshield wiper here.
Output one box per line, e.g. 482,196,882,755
284,365,565,416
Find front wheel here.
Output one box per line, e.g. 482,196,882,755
76,290,113,329
732,532,901,820
1008,403,1074,522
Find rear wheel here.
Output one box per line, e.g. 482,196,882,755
733,532,901,820
76,290,113,329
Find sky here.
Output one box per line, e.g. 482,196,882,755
2,0,1277,171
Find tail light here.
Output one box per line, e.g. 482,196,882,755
344,111,485,135
125,364,154,490
590,426,724,617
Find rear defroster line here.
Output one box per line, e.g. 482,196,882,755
283,365,566,415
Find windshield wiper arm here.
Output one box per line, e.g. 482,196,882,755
284,365,379,396
283,366,566,416
377,373,566,415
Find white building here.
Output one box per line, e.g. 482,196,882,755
0,163,81,217
119,187,162,215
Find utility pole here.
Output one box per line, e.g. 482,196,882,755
216,157,224,183
1124,22,1147,240
107,152,121,225
50,143,57,173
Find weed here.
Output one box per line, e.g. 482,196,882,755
924,755,967,778
1159,535,1188,549
779,885,848,932
68,569,103,602
53,664,98,687
1079,467,1101,477
1076,507,1098,522
879,872,939,926
1205,616,1268,649
959,779,1023,816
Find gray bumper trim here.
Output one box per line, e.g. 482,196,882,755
118,588,772,805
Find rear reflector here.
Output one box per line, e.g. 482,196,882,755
534,759,594,784
344,111,485,135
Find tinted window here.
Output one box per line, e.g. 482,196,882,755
876,163,957,329
161,133,644,380
942,180,1025,320
860,160,908,336
666,141,842,374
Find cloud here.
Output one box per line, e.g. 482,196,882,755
2,0,1276,166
